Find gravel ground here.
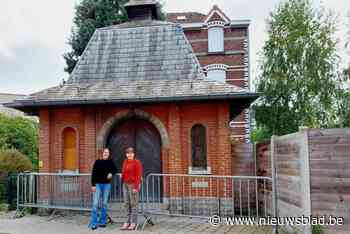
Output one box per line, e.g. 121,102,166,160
0,211,273,234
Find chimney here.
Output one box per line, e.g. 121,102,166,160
125,0,161,21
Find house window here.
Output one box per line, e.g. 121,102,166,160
191,124,207,169
205,64,228,82
208,26,224,53
63,127,77,172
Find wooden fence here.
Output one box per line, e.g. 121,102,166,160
256,128,350,234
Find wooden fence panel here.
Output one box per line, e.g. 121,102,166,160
308,128,350,233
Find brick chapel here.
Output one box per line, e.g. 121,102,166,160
7,0,257,178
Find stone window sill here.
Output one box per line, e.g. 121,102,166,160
188,167,212,175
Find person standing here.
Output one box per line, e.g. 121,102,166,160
89,148,118,230
120,147,143,231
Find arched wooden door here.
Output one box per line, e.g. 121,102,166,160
106,117,162,201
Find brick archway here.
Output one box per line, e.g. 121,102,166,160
96,109,170,151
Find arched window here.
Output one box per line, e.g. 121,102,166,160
63,127,77,172
191,124,207,169
205,64,228,83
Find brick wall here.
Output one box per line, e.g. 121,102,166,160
38,102,233,176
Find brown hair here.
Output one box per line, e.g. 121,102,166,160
99,148,110,160
125,147,135,155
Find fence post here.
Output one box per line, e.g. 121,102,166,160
271,135,278,234
299,127,312,234
6,173,13,207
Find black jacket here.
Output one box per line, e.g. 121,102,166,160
91,159,118,186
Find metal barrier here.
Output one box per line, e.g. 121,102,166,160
144,173,274,218
15,172,276,231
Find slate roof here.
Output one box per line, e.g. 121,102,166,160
5,19,258,110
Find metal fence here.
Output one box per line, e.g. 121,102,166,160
15,172,276,231
144,174,274,218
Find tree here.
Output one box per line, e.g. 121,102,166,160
0,149,32,173
64,0,129,74
335,13,350,127
253,0,341,138
0,114,38,169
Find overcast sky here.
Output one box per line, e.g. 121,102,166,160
0,0,349,94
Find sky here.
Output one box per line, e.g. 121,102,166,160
0,0,349,95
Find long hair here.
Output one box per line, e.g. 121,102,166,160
99,148,111,160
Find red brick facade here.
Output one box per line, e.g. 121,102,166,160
167,5,251,143
39,103,232,176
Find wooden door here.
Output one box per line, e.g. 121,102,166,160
106,118,162,201
63,127,77,171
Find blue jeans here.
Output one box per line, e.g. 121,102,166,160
89,183,111,228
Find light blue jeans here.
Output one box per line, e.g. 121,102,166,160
89,183,111,228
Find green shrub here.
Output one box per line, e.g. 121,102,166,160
0,149,32,173
312,225,325,234
0,114,38,170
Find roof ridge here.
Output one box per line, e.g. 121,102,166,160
98,20,175,30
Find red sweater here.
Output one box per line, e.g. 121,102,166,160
121,159,143,191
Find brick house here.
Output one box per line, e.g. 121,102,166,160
167,6,251,143
6,1,257,180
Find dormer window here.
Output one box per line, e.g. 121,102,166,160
208,21,225,53
205,64,228,83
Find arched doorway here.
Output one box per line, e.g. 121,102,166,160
106,117,162,201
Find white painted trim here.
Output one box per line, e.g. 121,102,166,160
181,22,204,29
230,20,251,27
204,64,228,72
205,9,230,24
188,166,212,175
207,20,226,28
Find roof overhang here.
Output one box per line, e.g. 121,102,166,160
5,92,260,116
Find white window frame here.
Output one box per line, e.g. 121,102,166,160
208,21,225,53
205,64,228,83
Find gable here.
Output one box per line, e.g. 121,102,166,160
205,5,230,24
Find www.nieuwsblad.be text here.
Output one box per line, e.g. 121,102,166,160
208,215,344,226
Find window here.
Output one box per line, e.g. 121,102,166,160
191,124,207,169
208,26,224,53
207,69,226,82
205,64,228,83
63,127,77,172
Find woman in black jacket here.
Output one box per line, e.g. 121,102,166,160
89,148,118,230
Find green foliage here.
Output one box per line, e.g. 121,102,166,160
0,114,38,169
254,0,341,137
0,149,33,173
312,224,325,234
250,127,271,143
64,0,129,74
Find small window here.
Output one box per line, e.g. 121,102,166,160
208,26,224,53
63,127,77,172
207,69,226,82
191,124,207,169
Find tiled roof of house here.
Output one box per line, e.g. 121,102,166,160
7,78,256,107
0,93,26,104
6,19,258,110
70,20,203,81
166,12,207,24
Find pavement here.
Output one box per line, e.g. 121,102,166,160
0,211,273,234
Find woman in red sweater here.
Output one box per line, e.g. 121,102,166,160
120,147,143,231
